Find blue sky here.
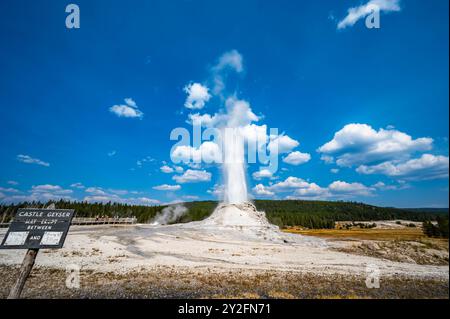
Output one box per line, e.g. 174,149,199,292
0,0,448,207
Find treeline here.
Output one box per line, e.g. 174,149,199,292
254,200,448,229
423,218,449,238
0,200,165,224
0,199,448,229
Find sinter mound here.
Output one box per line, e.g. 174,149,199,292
187,202,325,246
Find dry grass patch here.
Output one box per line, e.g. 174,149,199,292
283,227,427,241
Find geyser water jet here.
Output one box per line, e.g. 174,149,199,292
222,127,248,204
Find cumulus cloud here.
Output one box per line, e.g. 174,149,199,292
318,124,433,167
173,169,212,183
184,83,212,109
85,187,107,195
269,177,312,192
268,134,299,154
1,184,75,203
252,176,374,200
357,154,449,180
283,151,311,165
153,184,181,191
174,166,184,173
337,0,401,29
328,181,373,196
32,184,73,195
17,154,50,167
187,112,224,127
70,182,85,189
225,97,259,128
171,141,222,164
252,169,273,180
252,184,274,196
0,187,20,193
109,98,143,118
207,184,225,198
160,165,174,173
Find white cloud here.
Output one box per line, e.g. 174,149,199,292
207,184,224,198
136,156,155,168
321,155,334,164
269,177,312,192
252,184,274,196
214,50,243,73
183,195,199,200
124,98,137,108
337,0,401,30
85,187,107,195
357,154,449,180
372,181,409,190
252,169,273,180
318,124,433,167
174,166,184,173
160,165,174,173
7,181,19,186
294,183,328,197
153,184,181,191
188,112,224,127
184,83,211,109
330,168,340,174
212,50,244,94
109,98,143,118
83,194,160,206
0,187,20,193
173,169,211,183
328,181,373,196
107,189,129,196
32,184,73,195
171,141,222,164
225,97,259,127
1,184,75,203
268,134,299,154
134,197,160,205
17,154,50,167
283,151,311,165
252,176,374,200
70,182,85,189
108,150,117,157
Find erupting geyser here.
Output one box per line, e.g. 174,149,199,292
203,120,280,238
222,127,248,204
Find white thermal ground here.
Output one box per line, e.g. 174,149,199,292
0,202,448,280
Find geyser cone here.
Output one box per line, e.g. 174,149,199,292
205,202,274,228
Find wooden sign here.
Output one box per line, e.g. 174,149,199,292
0,208,75,249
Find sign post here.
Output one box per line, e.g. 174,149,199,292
0,208,75,299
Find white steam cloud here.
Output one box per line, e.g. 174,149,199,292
150,204,188,225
